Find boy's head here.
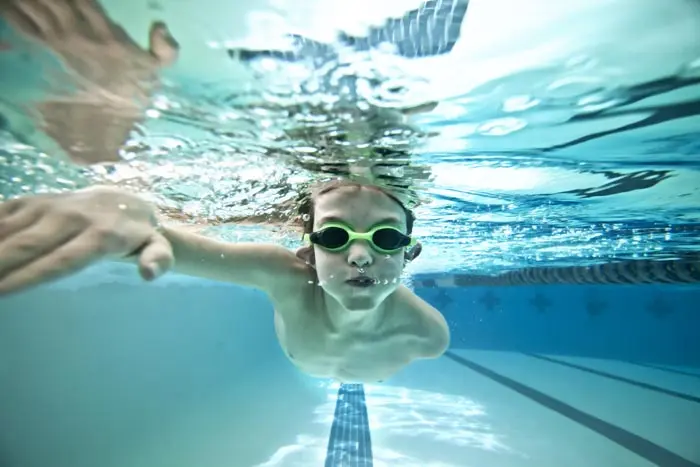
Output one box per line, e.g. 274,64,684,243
296,180,421,312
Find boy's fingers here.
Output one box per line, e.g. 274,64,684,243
137,232,174,281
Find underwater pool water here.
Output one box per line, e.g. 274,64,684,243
0,0,699,465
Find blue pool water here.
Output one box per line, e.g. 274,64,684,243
1,0,699,466
0,265,698,466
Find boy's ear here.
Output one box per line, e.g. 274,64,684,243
404,241,422,263
296,245,316,267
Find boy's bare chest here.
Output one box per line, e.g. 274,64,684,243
271,293,418,381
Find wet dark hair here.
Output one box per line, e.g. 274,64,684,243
294,180,418,265
297,179,415,234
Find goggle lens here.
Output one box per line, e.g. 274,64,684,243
372,228,408,250
314,227,350,249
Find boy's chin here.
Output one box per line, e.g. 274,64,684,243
341,296,381,312
320,280,397,311
339,288,392,312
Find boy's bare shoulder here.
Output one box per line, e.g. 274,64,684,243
392,286,450,358
241,243,318,299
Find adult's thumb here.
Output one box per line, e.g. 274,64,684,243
137,233,174,281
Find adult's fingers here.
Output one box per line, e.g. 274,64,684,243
0,198,24,217
0,215,80,279
68,0,113,42
0,206,38,241
1,0,61,42
0,230,97,295
34,0,73,37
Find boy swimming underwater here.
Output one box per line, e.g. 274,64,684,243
0,0,449,382
0,181,450,382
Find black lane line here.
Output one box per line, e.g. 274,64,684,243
324,383,374,467
527,353,700,404
444,351,699,467
628,361,700,380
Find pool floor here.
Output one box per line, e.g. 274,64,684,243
325,350,700,467
1,284,697,466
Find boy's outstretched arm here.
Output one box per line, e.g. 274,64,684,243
0,187,306,296
159,224,308,293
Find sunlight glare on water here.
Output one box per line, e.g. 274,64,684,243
247,381,505,467
0,0,699,274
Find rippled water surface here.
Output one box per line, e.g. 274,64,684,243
1,0,699,274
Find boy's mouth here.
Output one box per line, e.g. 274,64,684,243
346,277,377,288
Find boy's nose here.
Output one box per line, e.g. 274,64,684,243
347,241,373,268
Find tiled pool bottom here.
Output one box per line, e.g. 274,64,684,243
324,351,700,467
325,384,373,467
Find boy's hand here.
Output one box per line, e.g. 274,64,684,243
0,187,174,295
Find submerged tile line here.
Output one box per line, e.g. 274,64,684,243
526,353,700,404
444,351,700,467
628,361,700,380
324,383,374,467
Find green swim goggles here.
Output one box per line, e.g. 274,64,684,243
304,222,417,254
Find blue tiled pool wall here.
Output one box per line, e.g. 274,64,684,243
415,283,700,366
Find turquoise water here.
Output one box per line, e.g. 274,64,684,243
1,0,700,466
2,273,699,466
